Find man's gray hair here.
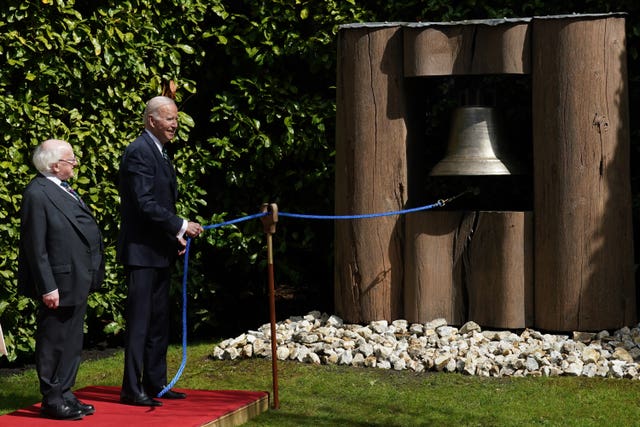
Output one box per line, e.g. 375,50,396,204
144,96,176,127
32,139,71,173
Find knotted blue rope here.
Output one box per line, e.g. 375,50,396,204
160,193,465,395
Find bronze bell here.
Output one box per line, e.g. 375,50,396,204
430,106,522,176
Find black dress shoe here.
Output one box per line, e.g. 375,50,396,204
40,402,85,420
158,389,187,399
146,386,187,399
66,398,95,415
120,393,163,407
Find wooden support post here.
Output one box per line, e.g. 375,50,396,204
466,211,533,329
404,211,466,325
404,211,533,328
261,203,279,409
532,15,635,331
334,24,408,323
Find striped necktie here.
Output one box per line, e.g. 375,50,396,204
61,181,86,207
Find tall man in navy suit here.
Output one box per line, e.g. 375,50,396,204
18,139,105,420
117,96,203,407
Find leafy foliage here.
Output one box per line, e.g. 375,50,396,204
0,0,369,363
0,0,209,362
190,0,368,335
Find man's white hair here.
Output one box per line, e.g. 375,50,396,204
32,139,71,173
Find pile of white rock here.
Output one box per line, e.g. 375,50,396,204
211,310,640,379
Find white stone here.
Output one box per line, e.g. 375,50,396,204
565,361,584,376
338,350,353,365
377,360,391,370
436,326,458,338
305,352,321,365
392,319,408,333
434,354,450,371
375,345,393,359
459,321,481,335
611,360,627,378
392,357,406,371
242,344,253,358
613,347,634,363
582,363,598,378
212,346,224,359
409,324,424,335
352,353,365,367
581,347,600,364
370,320,388,334
425,318,448,329
224,347,240,360
276,346,290,360
525,357,539,372
364,355,377,368
327,315,344,327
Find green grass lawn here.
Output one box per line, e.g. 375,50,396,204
2,341,640,426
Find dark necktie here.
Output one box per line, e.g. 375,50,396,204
61,181,86,207
162,146,170,162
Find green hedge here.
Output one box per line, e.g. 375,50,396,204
0,0,211,362
0,0,369,363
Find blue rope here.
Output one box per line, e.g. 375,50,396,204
203,211,269,230
161,197,455,394
159,212,266,397
279,200,444,220
158,236,191,397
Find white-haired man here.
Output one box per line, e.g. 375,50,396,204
18,139,104,420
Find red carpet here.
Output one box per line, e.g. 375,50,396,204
1,386,269,426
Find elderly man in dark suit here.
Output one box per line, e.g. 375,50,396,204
117,96,203,407
18,139,105,420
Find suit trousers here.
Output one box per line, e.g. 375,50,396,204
121,266,171,396
35,302,87,406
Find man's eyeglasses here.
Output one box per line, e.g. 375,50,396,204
59,158,78,165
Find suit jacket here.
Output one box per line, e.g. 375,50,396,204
18,175,105,306
116,131,183,268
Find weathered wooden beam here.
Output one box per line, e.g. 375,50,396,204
532,15,635,331
404,21,530,76
334,25,408,323
404,211,533,328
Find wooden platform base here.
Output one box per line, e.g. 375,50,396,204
204,392,270,427
1,386,270,427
